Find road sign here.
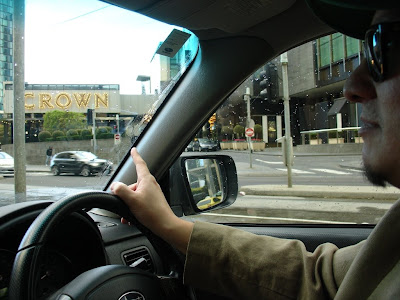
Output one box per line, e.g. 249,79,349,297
245,127,254,137
114,133,121,145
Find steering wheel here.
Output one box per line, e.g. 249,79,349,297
8,191,192,300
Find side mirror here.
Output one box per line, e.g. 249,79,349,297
169,155,238,216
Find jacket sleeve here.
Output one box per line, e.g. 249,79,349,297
183,221,363,300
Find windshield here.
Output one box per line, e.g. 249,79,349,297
75,152,97,160
0,0,198,205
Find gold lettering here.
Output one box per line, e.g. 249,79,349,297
94,93,109,108
25,92,35,109
73,93,91,107
24,92,110,110
39,93,54,109
55,93,72,109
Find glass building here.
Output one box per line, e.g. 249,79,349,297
0,0,13,112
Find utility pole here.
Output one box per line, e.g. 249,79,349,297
116,114,120,163
281,53,293,188
13,0,26,202
92,107,97,155
116,114,120,134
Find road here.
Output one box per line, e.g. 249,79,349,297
0,150,394,224
227,151,368,186
1,151,366,189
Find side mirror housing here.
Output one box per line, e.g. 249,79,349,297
169,155,238,216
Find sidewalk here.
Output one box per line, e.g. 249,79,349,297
239,184,400,200
27,165,52,173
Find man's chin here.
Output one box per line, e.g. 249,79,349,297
363,163,388,187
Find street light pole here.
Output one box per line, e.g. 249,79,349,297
244,87,252,168
92,107,97,155
281,52,293,188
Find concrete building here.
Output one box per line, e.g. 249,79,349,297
0,0,13,112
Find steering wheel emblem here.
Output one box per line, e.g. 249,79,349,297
118,291,145,300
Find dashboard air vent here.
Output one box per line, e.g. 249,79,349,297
122,246,155,273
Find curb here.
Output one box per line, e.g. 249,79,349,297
239,185,400,200
222,150,362,157
27,167,51,173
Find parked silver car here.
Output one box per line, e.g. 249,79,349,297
0,152,14,176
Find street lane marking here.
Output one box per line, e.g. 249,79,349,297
311,168,351,175
255,159,283,165
345,168,364,173
203,212,355,224
276,168,315,174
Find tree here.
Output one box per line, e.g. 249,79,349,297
52,130,66,141
43,111,86,132
66,129,80,140
254,124,263,139
38,131,51,142
233,124,244,139
221,126,233,140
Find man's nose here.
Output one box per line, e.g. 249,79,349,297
343,59,377,103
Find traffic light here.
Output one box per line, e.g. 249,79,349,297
208,113,216,130
87,109,93,125
257,62,278,103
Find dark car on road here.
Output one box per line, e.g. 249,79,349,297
185,140,200,152
50,151,113,177
198,138,219,151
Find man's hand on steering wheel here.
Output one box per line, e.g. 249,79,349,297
111,147,194,254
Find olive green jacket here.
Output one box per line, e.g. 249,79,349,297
183,200,400,299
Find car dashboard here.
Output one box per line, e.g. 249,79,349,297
0,201,164,300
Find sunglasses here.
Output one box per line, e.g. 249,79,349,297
364,22,400,82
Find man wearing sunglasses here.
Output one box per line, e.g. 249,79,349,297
112,1,400,299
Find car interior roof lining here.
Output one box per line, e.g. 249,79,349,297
103,0,334,45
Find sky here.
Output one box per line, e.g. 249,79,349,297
24,0,177,94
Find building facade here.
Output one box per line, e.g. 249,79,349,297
0,0,13,112
2,83,157,143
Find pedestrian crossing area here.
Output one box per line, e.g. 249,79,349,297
255,159,362,176
275,168,353,175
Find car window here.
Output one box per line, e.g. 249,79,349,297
0,0,198,205
183,35,398,225
0,152,12,159
75,152,96,160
